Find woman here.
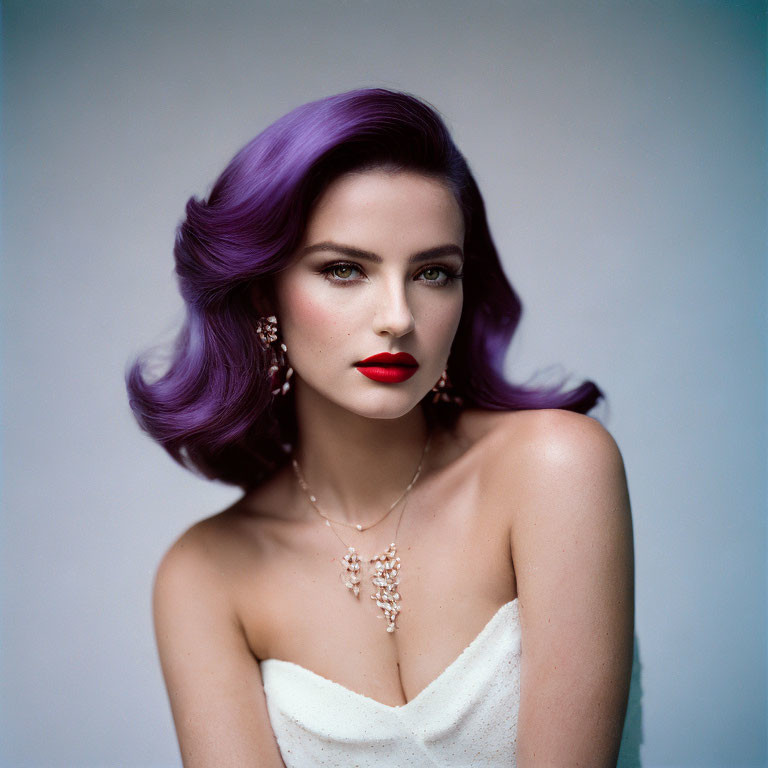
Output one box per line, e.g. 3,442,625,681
127,88,634,767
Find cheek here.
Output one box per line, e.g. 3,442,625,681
289,289,327,328
424,294,463,346
280,280,351,351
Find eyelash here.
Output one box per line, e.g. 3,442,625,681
319,261,464,287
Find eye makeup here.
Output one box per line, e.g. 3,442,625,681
318,260,464,288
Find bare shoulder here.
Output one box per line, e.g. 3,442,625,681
155,518,213,578
155,510,242,587
479,408,632,582
152,516,243,654
152,516,285,766
523,406,623,462
153,506,265,624
472,407,625,493
478,409,634,765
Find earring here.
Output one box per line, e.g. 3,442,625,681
431,368,463,406
255,315,278,346
255,314,293,396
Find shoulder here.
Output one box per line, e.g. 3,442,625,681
473,408,632,586
485,411,634,762
152,515,257,664
151,521,286,765
477,408,634,620
152,503,282,646
153,519,229,609
474,407,626,491
153,511,248,610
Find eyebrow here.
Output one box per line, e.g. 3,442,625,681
301,241,464,264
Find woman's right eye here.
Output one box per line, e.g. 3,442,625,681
320,262,363,284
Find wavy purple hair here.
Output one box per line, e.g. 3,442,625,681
125,87,604,490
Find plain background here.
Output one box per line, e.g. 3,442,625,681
1,1,765,766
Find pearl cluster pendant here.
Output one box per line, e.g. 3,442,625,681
342,543,402,632
342,546,363,596
371,543,401,633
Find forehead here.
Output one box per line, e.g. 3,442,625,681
302,169,465,247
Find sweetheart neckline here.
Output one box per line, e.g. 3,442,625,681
260,597,520,711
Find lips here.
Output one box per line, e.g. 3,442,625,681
356,352,418,367
354,352,419,383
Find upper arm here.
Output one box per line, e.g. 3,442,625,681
502,410,635,767
152,527,285,768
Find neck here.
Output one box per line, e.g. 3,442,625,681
289,379,432,525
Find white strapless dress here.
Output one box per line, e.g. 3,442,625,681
259,598,521,767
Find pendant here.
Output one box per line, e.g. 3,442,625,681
370,543,401,633
342,546,363,597
341,543,402,632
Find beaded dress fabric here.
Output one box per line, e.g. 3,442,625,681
259,598,521,767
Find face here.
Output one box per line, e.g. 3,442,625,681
269,169,465,420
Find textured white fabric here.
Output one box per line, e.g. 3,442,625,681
259,598,521,767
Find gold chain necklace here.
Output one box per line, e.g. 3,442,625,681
290,429,433,633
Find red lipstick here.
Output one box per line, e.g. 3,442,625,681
354,352,419,383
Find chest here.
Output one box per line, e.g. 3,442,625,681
235,461,518,707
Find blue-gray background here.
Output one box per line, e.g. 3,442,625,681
1,1,765,766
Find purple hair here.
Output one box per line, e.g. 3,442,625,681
125,87,604,490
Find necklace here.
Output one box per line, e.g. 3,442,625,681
290,429,433,633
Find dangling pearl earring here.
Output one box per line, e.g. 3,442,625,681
255,314,293,396
430,368,463,405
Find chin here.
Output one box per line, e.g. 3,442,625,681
296,374,430,419
347,396,423,420
319,387,423,420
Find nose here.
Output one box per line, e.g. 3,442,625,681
371,278,415,338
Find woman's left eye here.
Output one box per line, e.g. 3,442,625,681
418,266,450,284
319,262,461,287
